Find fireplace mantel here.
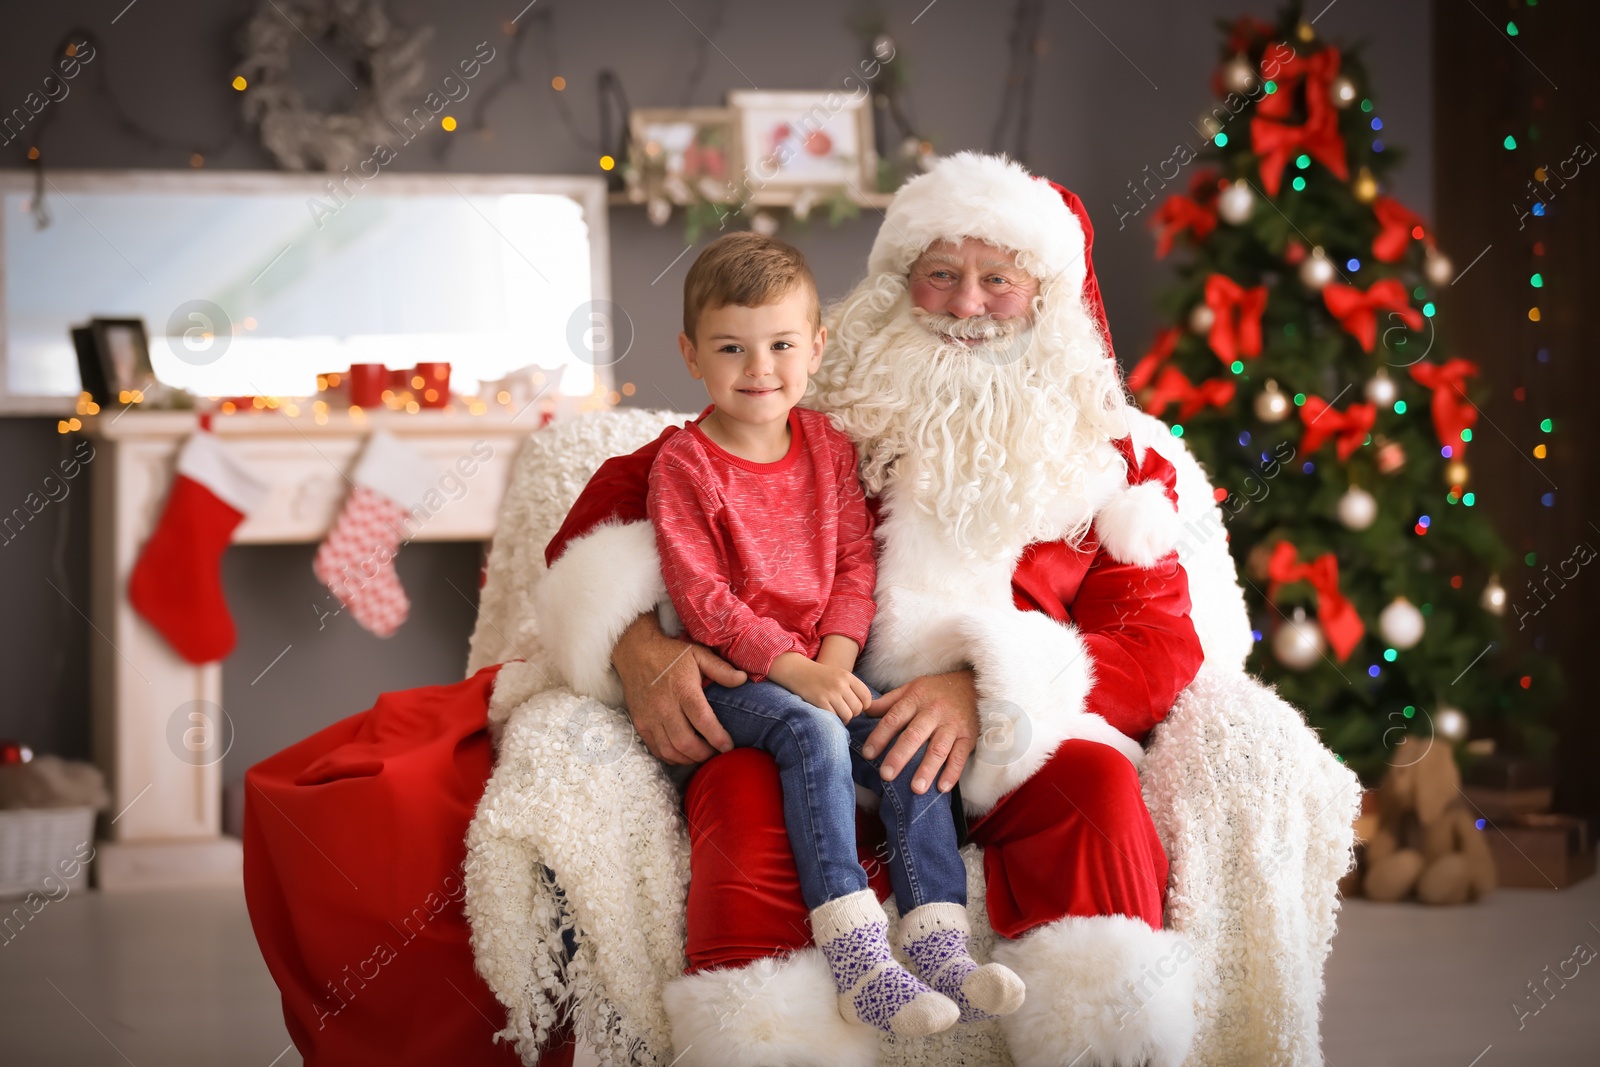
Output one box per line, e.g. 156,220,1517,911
86,406,542,890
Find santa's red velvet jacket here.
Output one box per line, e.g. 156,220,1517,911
542,423,1205,814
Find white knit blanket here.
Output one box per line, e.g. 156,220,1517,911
462,409,1360,1066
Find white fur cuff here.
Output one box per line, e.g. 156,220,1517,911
957,606,1143,814
992,914,1198,1067
662,949,879,1067
534,520,666,705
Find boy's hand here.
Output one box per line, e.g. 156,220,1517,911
769,652,873,723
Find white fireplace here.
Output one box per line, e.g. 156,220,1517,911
86,407,544,891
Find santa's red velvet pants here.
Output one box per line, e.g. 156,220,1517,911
682,739,1168,972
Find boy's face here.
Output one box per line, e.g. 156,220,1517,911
678,285,825,428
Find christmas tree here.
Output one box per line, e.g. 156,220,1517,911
1133,4,1556,780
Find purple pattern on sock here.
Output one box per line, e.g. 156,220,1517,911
904,927,994,1022
851,965,929,1030
821,919,893,991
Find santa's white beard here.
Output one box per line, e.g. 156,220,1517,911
815,290,1119,559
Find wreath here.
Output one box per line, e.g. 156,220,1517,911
236,0,431,171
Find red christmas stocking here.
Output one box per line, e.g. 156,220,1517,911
313,430,434,637
129,431,272,664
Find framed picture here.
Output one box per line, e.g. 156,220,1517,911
72,317,155,403
729,90,877,191
628,108,738,194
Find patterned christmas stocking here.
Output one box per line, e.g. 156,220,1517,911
129,431,272,664
313,430,434,637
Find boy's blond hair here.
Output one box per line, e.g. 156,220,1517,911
682,232,821,341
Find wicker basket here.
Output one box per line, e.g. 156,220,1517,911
0,807,96,899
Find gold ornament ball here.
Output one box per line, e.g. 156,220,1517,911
1425,250,1454,286
1273,607,1325,670
1447,460,1470,485
1188,303,1217,335
1296,21,1316,43
1223,54,1259,94
1332,75,1358,108
1481,576,1507,616
1299,248,1336,289
1354,167,1379,203
1255,381,1291,422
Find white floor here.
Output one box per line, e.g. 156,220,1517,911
1,877,1595,1065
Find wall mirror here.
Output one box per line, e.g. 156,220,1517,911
0,171,611,414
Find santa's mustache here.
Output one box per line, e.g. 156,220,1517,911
910,307,1022,344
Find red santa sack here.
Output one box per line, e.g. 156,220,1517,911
243,664,546,1066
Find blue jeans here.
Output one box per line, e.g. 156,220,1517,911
701,678,968,912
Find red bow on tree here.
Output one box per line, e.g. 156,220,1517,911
1267,540,1365,661
1408,358,1480,460
1128,327,1180,393
1152,195,1218,258
1227,16,1276,56
1204,274,1268,364
1372,197,1425,263
1300,397,1376,460
1322,279,1425,352
1250,49,1349,196
1143,366,1236,420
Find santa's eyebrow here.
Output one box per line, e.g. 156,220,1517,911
916,252,1021,272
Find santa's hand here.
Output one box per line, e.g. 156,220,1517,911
613,612,742,764
862,669,980,795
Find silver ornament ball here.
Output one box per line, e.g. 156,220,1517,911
1331,75,1358,108
1255,381,1291,423
1223,54,1259,94
1218,181,1255,225
1188,303,1216,335
1337,486,1378,530
1425,250,1454,286
1481,576,1507,616
1365,371,1398,407
1435,706,1469,742
1299,248,1336,289
1273,607,1325,671
1379,597,1426,649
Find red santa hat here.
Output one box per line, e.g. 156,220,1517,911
866,150,1116,359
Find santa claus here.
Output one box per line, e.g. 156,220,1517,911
535,151,1207,1067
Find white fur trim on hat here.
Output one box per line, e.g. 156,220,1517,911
662,949,879,1067
992,914,1199,1067
867,151,1087,293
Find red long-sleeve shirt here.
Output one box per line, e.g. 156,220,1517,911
550,422,1202,744
645,406,877,680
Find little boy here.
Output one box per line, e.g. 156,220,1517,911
646,232,1025,1038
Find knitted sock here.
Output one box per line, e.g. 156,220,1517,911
898,902,1026,1023
811,889,959,1038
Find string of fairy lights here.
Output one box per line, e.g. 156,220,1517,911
1501,1,1561,653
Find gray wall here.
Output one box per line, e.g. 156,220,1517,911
0,0,1432,782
